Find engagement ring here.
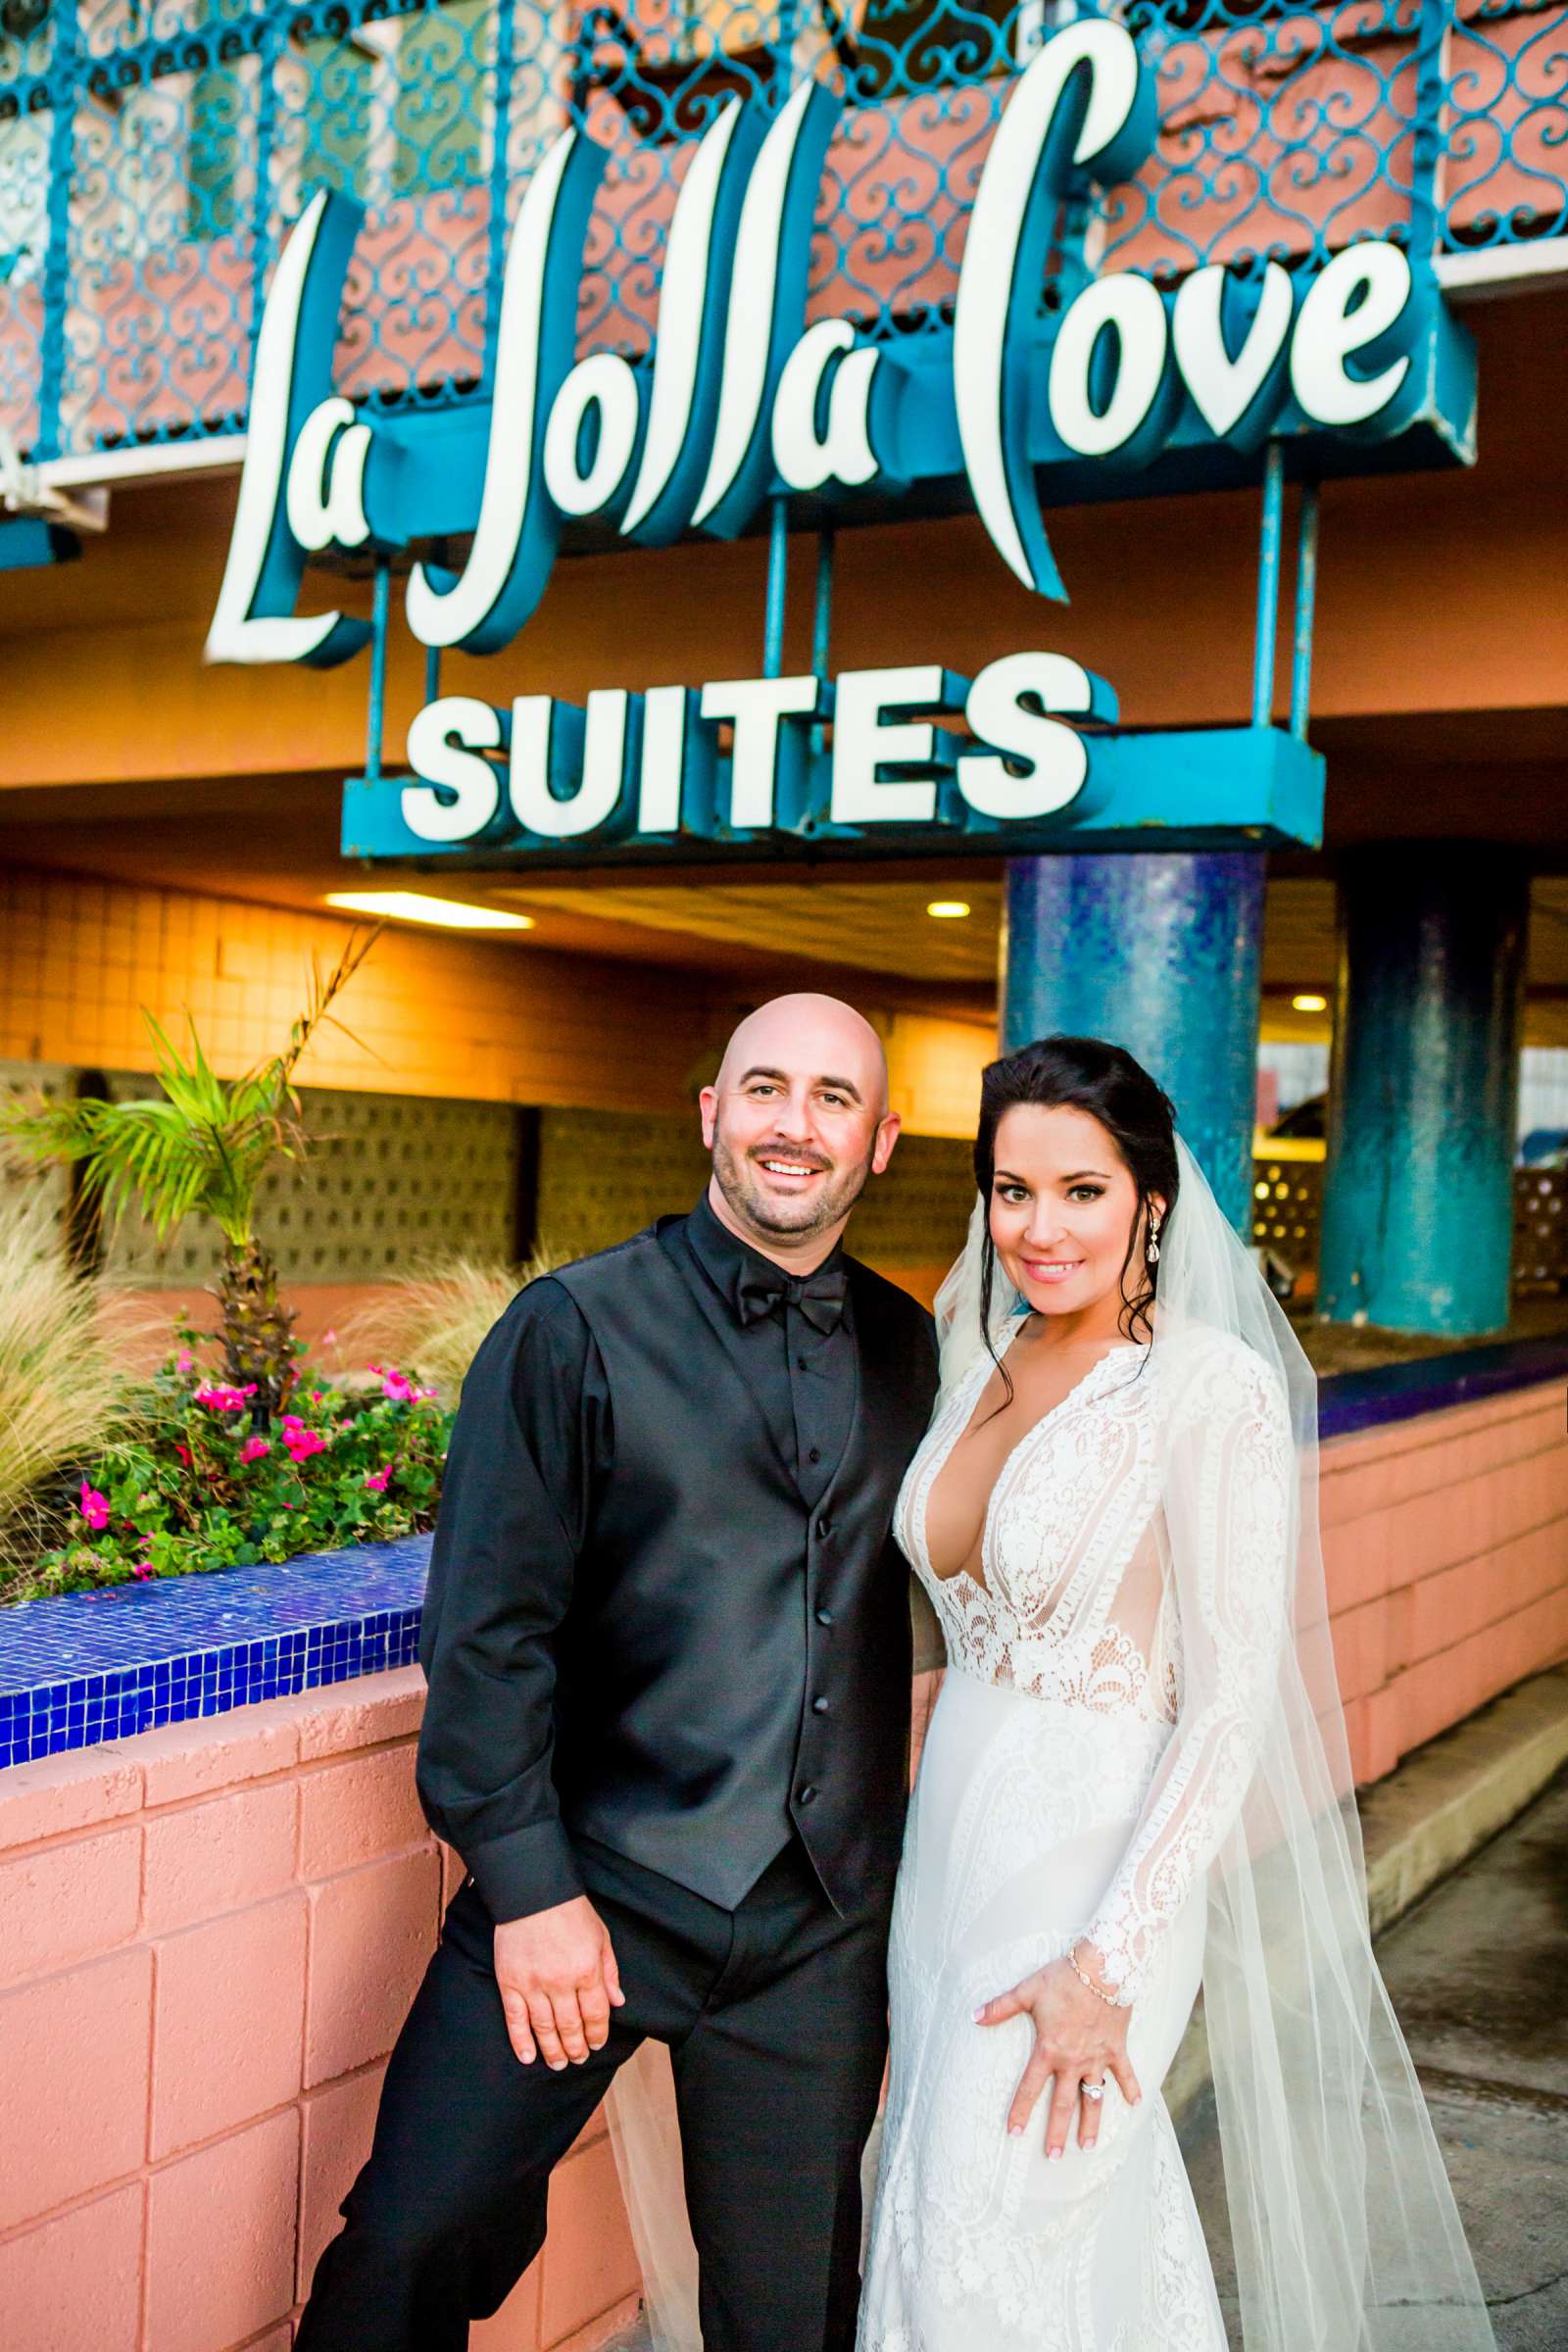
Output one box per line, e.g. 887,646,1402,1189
1081,2083,1105,2103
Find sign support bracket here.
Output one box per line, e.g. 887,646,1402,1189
809,527,834,756
1251,441,1285,727
364,557,392,787
1251,445,1321,740
762,494,790,678
1291,483,1320,741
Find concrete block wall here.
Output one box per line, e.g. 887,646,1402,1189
0,1676,640,2352
534,1106,974,1272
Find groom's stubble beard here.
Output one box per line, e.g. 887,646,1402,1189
710,1122,878,1245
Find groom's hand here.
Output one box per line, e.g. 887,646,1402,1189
493,1895,625,2070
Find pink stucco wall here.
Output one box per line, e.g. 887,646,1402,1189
1,1376,1565,2351
0,1676,640,2352
1322,1378,1568,1784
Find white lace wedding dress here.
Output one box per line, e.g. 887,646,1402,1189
858,1318,1294,2352
612,1150,1495,2352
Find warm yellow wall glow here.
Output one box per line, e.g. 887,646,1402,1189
883,1012,994,1141
0,868,721,1114
0,868,991,1139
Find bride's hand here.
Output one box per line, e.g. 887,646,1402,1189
975,1950,1141,2157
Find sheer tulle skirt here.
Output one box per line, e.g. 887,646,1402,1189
858,1667,1226,2352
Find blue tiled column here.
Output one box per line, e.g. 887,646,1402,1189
1002,852,1267,1234
1319,844,1528,1337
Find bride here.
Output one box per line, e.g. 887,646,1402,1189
612,1032,1496,2352
858,1033,1494,2352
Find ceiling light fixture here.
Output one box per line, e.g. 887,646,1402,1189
1292,992,1329,1013
926,900,972,920
325,891,536,932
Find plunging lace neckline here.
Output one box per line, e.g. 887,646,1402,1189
917,1324,1146,1591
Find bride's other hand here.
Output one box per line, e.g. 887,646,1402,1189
975,1950,1141,2157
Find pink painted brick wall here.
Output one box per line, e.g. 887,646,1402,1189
0,1674,640,2352
0,1376,1564,2350
1322,1381,1568,1783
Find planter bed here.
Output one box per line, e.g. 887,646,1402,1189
0,1535,430,1770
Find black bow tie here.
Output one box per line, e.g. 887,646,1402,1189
736,1261,848,1336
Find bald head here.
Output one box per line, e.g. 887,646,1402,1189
713,993,890,1116
701,994,900,1265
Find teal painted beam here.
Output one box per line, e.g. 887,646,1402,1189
1001,850,1267,1235
1319,844,1528,1338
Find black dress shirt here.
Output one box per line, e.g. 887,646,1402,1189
411,1195,940,1929
681,1190,858,1508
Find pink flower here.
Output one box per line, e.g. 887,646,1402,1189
283,1426,328,1464
239,1437,271,1464
78,1479,111,1531
172,1442,191,1467
194,1383,258,1413
175,1348,194,1373
363,1467,391,1494
131,1561,153,1583
321,1329,337,1348
380,1369,419,1403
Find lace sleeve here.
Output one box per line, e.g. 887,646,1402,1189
1082,1339,1295,2003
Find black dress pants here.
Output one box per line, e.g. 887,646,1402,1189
295,1836,893,2352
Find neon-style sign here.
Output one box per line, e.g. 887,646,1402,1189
206,21,1470,861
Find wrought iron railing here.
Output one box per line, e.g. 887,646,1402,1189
1,0,1564,466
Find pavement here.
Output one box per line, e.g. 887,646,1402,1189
1179,1763,1568,2349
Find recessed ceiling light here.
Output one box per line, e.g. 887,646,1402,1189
926,900,971,920
1292,992,1328,1013
325,891,535,932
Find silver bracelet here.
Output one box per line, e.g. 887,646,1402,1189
1068,1946,1125,2007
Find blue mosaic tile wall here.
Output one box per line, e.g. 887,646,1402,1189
0,1537,430,1772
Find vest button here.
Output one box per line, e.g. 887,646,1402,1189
799,1785,818,1805
808,1446,821,1464
815,1607,834,1627
816,1516,832,1540
812,1695,829,1714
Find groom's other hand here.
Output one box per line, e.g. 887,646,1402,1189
494,1895,625,2069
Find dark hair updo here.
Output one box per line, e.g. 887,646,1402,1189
975,1036,1180,1379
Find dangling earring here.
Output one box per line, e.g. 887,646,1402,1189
1147,1220,1161,1266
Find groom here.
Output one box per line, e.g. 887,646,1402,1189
297,993,939,2352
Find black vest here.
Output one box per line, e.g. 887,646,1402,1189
550,1217,937,1913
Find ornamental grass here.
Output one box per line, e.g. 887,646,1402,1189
341,1247,567,1404
0,1170,129,1582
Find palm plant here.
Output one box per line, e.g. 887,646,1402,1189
1,931,378,1422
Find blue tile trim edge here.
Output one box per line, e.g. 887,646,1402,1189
1,1336,1563,1770
1317,1334,1568,1442
0,1535,431,1772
